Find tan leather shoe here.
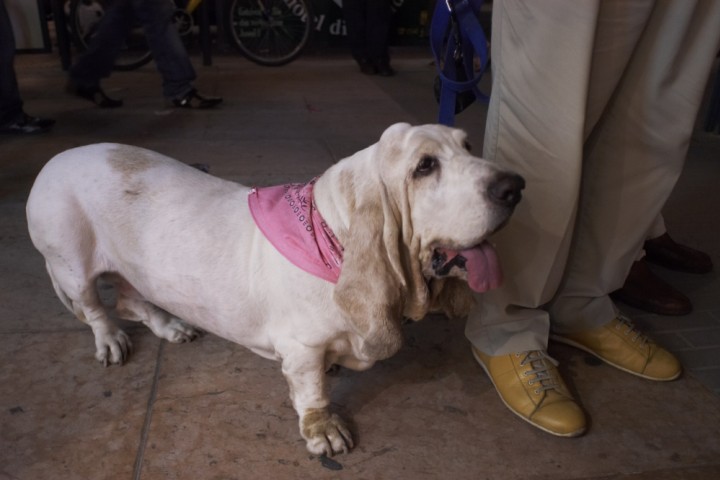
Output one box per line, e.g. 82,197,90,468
473,348,586,437
551,316,681,381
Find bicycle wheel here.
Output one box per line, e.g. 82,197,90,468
68,0,153,71
226,0,313,66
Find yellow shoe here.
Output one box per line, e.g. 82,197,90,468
551,316,682,381
472,348,586,437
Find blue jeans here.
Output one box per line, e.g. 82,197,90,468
70,0,196,99
0,0,24,124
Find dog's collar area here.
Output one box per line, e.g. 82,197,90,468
248,178,344,283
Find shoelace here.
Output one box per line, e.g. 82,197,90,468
518,350,562,394
614,315,650,346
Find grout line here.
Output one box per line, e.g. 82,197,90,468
673,345,720,353
687,365,720,372
1,325,148,335
132,340,165,480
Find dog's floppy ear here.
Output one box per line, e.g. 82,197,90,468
333,182,406,360
333,125,431,360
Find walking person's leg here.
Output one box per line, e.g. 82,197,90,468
364,0,394,76
68,0,134,107
0,0,24,126
0,0,54,133
343,0,373,74
133,0,220,108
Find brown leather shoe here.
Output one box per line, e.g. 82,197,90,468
644,233,713,274
611,260,691,315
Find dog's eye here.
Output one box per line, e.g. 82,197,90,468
414,155,438,177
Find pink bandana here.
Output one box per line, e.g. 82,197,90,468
248,179,344,283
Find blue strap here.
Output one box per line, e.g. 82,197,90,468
430,0,489,126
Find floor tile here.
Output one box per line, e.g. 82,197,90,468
0,330,160,480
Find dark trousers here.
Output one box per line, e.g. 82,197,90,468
0,0,23,125
70,0,196,98
343,0,392,65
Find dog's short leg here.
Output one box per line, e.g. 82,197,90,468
47,265,131,366
76,298,131,367
281,350,354,456
119,301,200,344
110,276,201,343
86,311,132,367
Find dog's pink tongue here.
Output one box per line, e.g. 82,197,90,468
447,243,503,292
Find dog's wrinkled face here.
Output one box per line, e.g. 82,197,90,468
378,123,524,293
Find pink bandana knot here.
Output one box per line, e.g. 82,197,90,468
248,178,344,283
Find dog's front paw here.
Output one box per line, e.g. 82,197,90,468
301,408,354,456
94,329,132,367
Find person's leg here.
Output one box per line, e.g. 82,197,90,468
343,0,373,73
132,0,196,99
550,0,720,333
550,0,720,379
364,0,393,75
67,0,132,107
466,0,603,437
69,0,135,88
0,0,54,132
542,0,654,330
467,0,600,357
0,0,23,125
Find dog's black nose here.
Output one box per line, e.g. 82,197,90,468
488,172,525,208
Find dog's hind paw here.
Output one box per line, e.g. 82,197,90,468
160,317,203,344
95,329,132,367
301,409,354,456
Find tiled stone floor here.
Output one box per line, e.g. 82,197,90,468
1,45,720,479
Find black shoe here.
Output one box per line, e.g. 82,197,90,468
67,81,124,108
172,89,222,109
357,59,377,75
0,114,54,135
375,61,396,77
25,114,56,128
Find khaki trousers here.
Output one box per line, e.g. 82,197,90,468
466,0,720,355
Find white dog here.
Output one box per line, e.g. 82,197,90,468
26,123,523,455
